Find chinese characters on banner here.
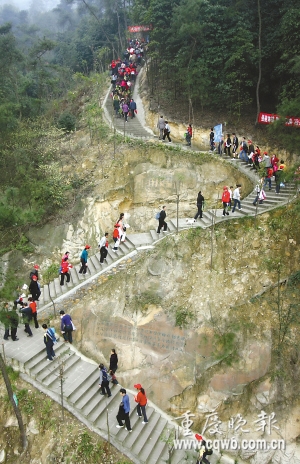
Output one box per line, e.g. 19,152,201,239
175,409,280,436
258,112,300,127
128,25,153,33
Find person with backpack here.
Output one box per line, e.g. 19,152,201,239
99,363,112,397
222,186,231,216
157,206,167,234
42,324,56,361
134,384,148,424
19,301,33,337
194,191,205,221
79,245,90,274
195,434,213,463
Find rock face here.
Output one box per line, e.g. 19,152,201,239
24,148,251,270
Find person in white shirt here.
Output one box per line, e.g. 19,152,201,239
99,232,109,263
231,185,242,212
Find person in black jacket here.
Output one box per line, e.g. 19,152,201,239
194,191,205,220
232,133,238,158
29,275,41,301
195,435,213,463
109,348,118,373
157,206,167,233
19,302,33,337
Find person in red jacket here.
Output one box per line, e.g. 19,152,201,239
112,224,120,252
222,186,231,217
134,384,148,424
28,296,39,328
60,257,72,285
186,124,192,146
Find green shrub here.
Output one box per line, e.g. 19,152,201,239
57,112,76,132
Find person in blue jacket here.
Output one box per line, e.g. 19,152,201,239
79,244,90,274
116,388,132,432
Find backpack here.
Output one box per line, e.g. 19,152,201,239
155,212,160,220
47,327,57,344
102,367,108,381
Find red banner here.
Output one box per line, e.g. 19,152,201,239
128,25,153,33
258,112,300,127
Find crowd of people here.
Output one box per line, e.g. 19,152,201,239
109,39,145,121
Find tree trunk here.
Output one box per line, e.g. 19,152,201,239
0,354,28,452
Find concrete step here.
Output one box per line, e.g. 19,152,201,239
70,267,79,285
48,281,56,300
150,229,160,241
55,361,98,398
29,344,70,377
167,220,177,232
54,277,63,296
138,416,168,463
69,369,99,406
90,254,102,272
24,342,66,373
131,410,160,454
88,387,121,424
40,352,81,386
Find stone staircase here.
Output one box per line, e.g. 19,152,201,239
4,69,298,464
37,161,297,310
3,329,206,464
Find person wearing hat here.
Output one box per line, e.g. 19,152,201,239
221,186,231,216
134,384,148,424
116,388,132,432
30,264,39,281
29,274,41,301
59,310,73,343
195,434,213,463
79,245,90,274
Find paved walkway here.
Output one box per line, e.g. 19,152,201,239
2,328,221,464
2,70,298,464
